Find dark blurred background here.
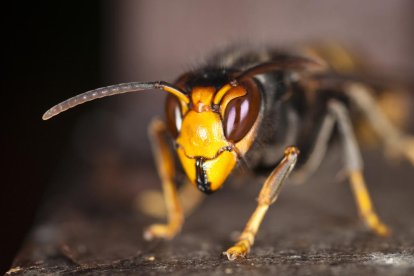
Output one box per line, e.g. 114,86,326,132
1,0,413,273
1,1,104,271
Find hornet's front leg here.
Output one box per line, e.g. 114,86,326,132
224,147,299,261
143,118,184,240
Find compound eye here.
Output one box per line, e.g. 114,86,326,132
165,94,183,138
223,80,260,142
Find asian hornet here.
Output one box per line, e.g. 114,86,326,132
43,44,414,260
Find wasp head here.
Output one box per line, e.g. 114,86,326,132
166,72,262,194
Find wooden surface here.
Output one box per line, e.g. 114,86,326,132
8,151,414,275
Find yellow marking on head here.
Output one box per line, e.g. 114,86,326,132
177,110,228,158
219,86,247,118
213,83,233,105
203,151,237,191
191,87,215,112
163,85,190,104
177,147,197,184
177,145,237,192
174,84,262,192
175,108,239,192
213,80,240,105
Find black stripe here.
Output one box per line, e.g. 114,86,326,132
195,158,213,194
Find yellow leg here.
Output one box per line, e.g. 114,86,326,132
224,147,299,261
143,119,184,240
137,180,205,219
349,171,391,236
328,100,391,237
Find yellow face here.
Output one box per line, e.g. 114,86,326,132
167,83,261,194
176,109,238,193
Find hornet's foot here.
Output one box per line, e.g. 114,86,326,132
223,240,250,261
143,223,180,241
362,211,392,237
